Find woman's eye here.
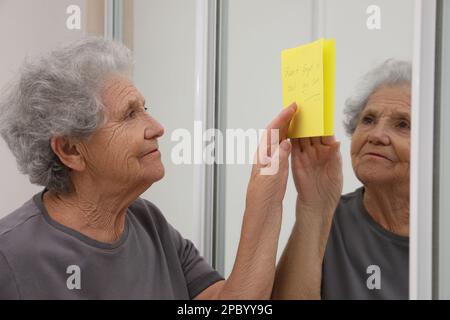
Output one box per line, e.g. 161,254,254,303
397,120,410,129
126,106,147,120
127,110,136,119
361,116,374,125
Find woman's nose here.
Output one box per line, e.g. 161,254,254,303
144,117,164,140
367,122,390,145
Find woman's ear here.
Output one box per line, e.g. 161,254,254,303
50,136,86,172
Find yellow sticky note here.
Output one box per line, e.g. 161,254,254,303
281,38,336,138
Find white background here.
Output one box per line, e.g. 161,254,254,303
0,0,86,217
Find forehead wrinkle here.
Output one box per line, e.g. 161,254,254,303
367,95,410,107
101,80,124,111
363,106,411,120
126,90,145,106
115,86,140,114
364,96,411,118
102,76,134,98
125,90,142,105
116,84,135,103
100,77,145,121
391,111,411,119
367,88,411,108
117,84,133,99
102,79,123,99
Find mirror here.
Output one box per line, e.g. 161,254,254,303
217,0,413,299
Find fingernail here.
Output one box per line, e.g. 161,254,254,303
281,140,291,151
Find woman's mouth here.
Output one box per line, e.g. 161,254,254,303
365,152,390,161
142,148,159,157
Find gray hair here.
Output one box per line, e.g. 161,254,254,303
343,59,412,135
0,37,133,194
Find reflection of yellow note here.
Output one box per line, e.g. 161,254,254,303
281,38,335,138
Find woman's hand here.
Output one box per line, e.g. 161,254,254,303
221,104,296,300
244,104,297,217
272,135,343,300
291,136,343,218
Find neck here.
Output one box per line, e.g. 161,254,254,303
363,182,410,237
43,186,136,244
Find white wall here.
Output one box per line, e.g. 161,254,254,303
221,0,414,276
133,0,199,246
0,0,86,218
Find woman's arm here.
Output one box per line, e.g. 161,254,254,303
272,200,335,299
272,136,343,299
196,104,297,300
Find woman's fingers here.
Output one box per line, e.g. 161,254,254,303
259,138,292,176
266,102,297,133
255,102,296,170
311,137,321,146
263,103,297,157
298,137,311,153
321,135,336,146
331,140,342,160
276,139,292,170
291,138,301,155
292,135,341,170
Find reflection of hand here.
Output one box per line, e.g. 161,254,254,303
272,136,342,300
291,136,343,219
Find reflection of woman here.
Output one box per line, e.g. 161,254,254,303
273,60,411,299
0,38,297,299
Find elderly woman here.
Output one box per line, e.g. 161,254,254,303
0,38,297,299
272,59,411,299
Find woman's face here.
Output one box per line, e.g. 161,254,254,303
350,85,411,187
76,75,165,193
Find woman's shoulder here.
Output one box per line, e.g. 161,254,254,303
127,197,172,232
128,197,165,220
0,197,42,240
128,197,187,248
0,195,44,262
333,187,365,223
339,187,364,206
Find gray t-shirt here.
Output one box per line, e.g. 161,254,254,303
321,187,409,300
0,190,223,299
